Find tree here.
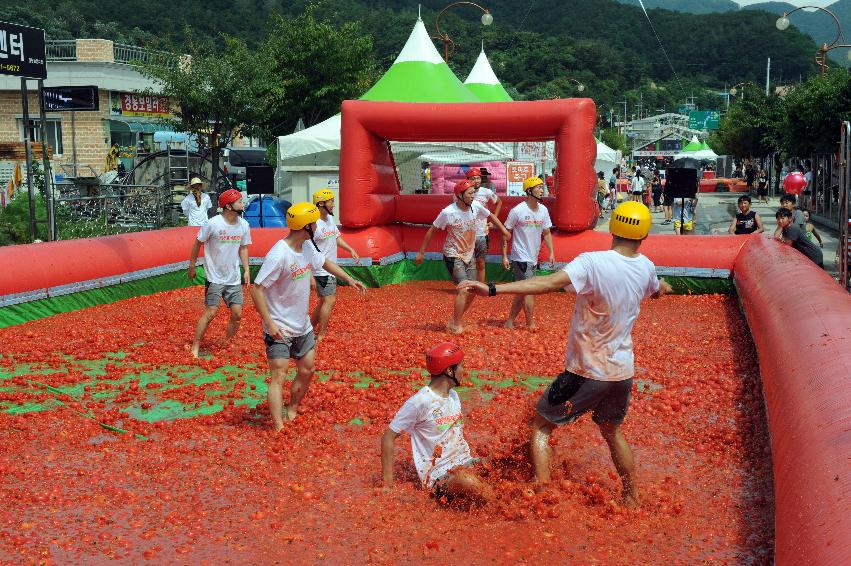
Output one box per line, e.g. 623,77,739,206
779,69,851,156
711,89,783,159
140,33,273,190
259,6,378,134
600,128,627,154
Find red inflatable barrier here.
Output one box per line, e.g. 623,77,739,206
734,236,851,566
0,228,196,296
339,99,598,232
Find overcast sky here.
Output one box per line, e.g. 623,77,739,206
733,0,836,6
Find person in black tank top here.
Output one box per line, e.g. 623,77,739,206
728,195,764,235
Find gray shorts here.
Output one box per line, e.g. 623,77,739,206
314,275,337,297
205,282,243,307
443,255,476,284
536,371,633,425
264,330,316,360
511,260,537,281
474,236,489,260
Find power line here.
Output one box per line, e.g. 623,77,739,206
636,0,685,97
516,0,536,30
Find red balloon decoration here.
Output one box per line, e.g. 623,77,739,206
783,172,808,195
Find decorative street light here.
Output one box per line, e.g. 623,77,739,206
563,77,585,93
729,81,759,101
776,5,851,77
433,2,493,63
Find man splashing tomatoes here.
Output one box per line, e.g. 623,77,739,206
460,202,672,507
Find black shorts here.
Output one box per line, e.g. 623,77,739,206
536,371,633,425
663,194,675,206
757,186,767,196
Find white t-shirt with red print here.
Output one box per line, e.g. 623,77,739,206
389,386,474,488
254,240,325,337
433,201,491,263
312,214,341,277
505,201,552,264
196,215,252,285
563,250,660,382
473,187,498,237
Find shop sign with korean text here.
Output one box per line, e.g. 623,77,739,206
506,162,536,196
110,91,172,118
0,21,46,79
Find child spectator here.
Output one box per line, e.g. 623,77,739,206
775,209,823,268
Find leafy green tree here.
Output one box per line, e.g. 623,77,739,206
600,128,627,153
139,33,273,188
711,89,782,158
779,69,851,156
260,6,378,133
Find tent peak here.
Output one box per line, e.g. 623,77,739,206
394,19,444,65
465,49,501,86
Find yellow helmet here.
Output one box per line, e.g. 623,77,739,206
523,177,544,191
610,202,652,240
286,202,321,231
312,188,334,205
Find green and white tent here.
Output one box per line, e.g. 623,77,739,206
464,47,513,102
277,18,480,165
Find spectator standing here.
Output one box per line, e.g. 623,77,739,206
756,169,769,204
650,172,663,213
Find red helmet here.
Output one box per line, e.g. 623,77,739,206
453,179,475,197
218,189,242,208
465,167,482,179
425,342,464,376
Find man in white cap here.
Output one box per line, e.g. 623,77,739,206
181,177,213,226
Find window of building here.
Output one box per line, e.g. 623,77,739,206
18,119,63,155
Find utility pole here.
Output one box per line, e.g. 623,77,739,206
765,57,771,95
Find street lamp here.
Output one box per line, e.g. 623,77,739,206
729,81,759,101
433,2,493,63
563,77,585,93
775,6,851,77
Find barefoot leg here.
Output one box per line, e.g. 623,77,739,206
530,414,556,483
286,348,316,421
439,467,495,505
267,357,291,431
598,422,639,507
191,305,219,357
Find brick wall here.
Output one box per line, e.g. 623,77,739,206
75,39,114,63
0,90,111,176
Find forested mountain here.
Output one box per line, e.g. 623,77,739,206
617,0,851,63
0,0,823,115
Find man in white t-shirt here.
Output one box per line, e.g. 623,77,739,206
381,342,495,504
187,189,251,357
460,202,672,507
310,188,361,341
467,167,503,283
414,179,510,334
251,202,367,431
181,177,212,226
502,176,555,330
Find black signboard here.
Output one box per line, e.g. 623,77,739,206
245,165,275,195
665,168,699,199
41,86,99,111
0,21,46,79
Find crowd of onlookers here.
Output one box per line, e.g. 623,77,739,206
596,160,826,268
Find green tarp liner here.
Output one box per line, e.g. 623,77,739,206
0,260,733,328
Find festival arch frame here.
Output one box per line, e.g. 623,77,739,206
337,99,598,232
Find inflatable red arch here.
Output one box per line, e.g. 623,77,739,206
0,100,850,565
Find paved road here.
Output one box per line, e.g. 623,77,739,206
594,193,841,275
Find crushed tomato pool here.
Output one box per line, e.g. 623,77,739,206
0,281,773,564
